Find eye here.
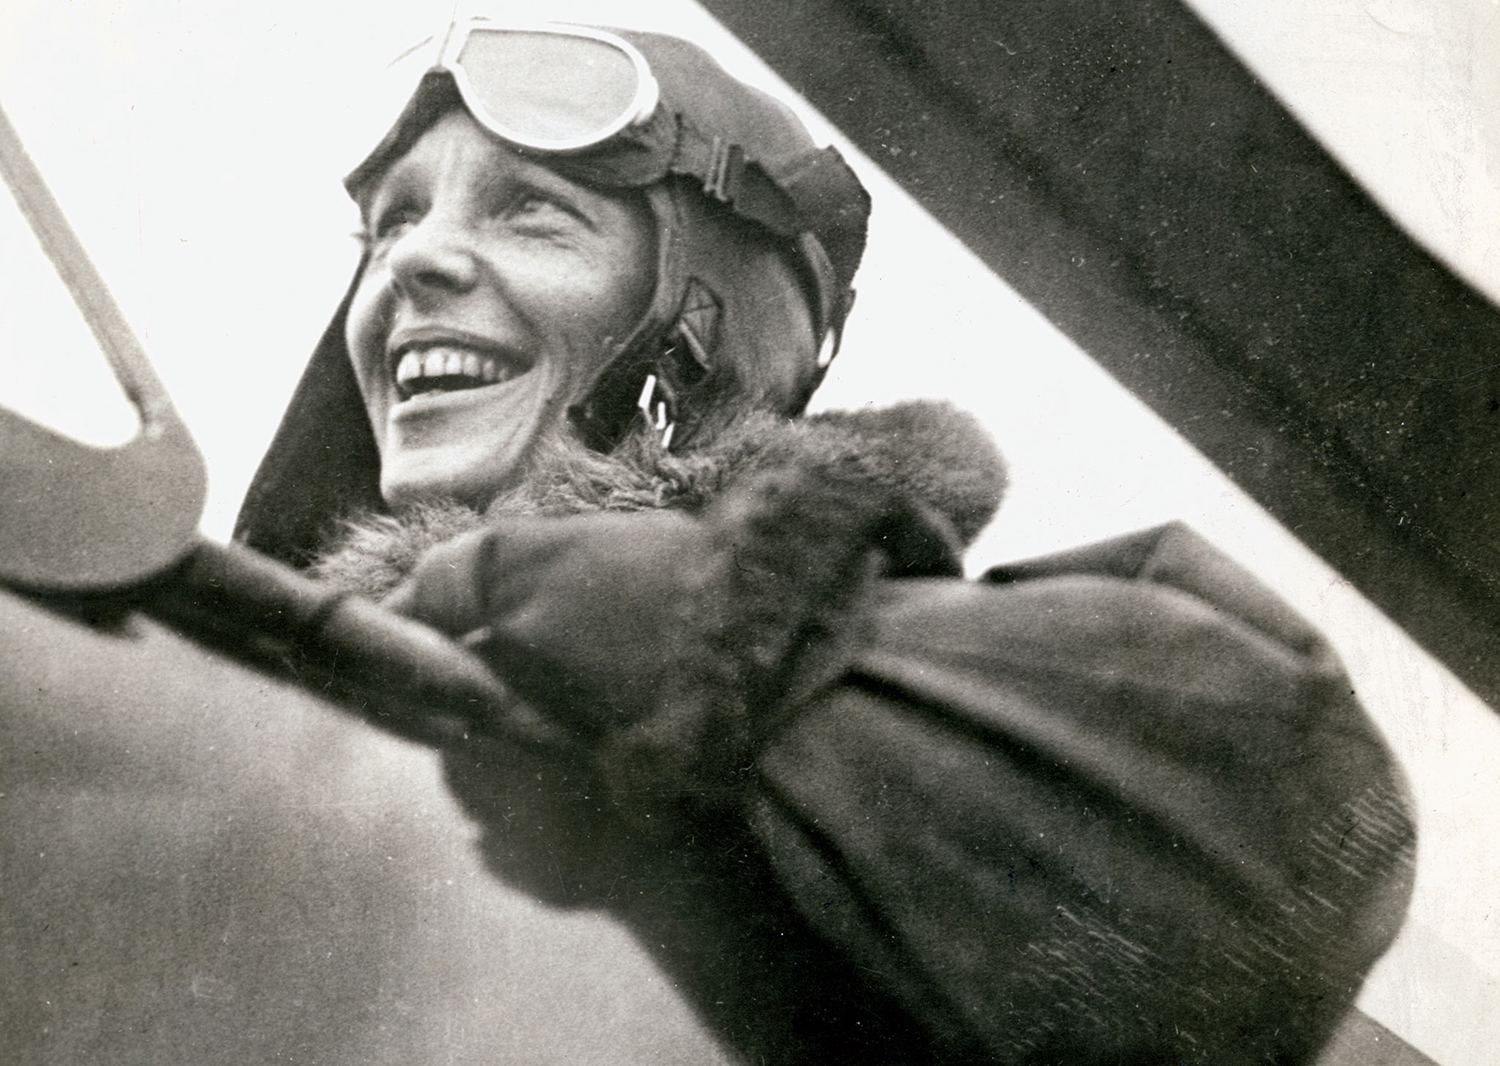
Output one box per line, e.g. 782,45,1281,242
501,186,591,235
359,197,425,250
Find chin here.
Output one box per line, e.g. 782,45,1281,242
378,439,531,509
375,363,588,509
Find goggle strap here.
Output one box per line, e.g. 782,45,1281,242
672,126,866,320
671,122,801,238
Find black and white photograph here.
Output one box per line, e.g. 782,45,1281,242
3,1,1497,1063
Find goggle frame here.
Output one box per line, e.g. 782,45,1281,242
437,20,662,156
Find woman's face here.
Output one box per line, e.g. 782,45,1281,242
346,109,657,508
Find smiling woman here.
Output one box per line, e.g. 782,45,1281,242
346,109,657,507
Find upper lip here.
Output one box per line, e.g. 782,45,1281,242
384,325,531,376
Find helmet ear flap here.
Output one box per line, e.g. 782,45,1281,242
568,273,724,454
788,230,857,411
627,280,726,453
569,179,828,455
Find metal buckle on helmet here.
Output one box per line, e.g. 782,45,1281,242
636,373,676,451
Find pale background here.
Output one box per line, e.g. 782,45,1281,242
2,1,1497,1062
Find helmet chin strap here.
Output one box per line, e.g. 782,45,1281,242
568,181,844,457
635,373,675,450
567,274,721,454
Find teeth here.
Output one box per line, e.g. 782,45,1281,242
393,345,518,394
395,352,423,389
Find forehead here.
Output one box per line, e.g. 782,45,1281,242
357,108,573,209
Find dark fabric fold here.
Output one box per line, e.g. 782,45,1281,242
749,522,1414,1064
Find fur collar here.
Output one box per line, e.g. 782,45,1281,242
311,400,1005,600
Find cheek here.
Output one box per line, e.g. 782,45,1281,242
550,253,655,373
550,196,657,365
344,275,391,416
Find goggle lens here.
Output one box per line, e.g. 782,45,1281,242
447,25,658,153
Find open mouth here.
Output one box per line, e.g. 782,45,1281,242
393,344,528,400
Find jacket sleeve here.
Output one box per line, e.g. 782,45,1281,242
389,486,1414,1065
750,521,1415,1064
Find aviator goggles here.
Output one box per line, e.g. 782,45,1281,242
436,21,661,155
348,20,676,192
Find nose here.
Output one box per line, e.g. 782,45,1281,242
384,210,480,302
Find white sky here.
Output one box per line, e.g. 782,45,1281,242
3,2,1498,1062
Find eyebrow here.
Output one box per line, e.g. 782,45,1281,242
356,142,446,220
355,162,415,221
355,136,616,235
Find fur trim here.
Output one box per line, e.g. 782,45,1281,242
312,400,1005,600
482,399,1007,540
601,462,969,813
308,500,485,601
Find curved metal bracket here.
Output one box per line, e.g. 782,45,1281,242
0,102,205,592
